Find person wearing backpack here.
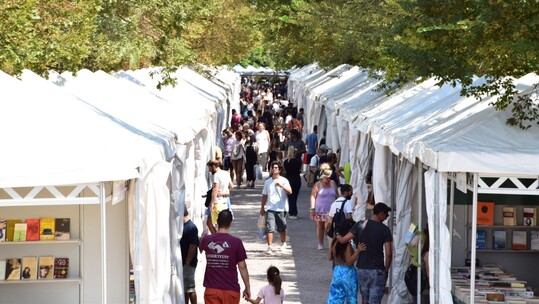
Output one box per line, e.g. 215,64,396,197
326,184,355,239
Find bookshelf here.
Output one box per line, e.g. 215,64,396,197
467,206,539,252
0,204,82,302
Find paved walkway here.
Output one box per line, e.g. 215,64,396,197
195,171,389,303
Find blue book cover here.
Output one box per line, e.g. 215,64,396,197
493,230,506,250
476,229,487,249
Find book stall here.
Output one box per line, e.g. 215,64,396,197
452,265,539,304
447,171,539,304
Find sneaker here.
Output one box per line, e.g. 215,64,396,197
280,242,290,252
317,243,324,250
288,215,298,220
265,247,275,256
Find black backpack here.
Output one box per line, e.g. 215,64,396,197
327,199,355,238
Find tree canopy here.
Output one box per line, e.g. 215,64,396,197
1,0,538,127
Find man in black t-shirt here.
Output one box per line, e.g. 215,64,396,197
180,209,200,304
336,202,393,304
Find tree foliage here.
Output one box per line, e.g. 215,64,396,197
1,0,538,127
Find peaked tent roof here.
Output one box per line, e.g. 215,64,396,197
0,70,172,187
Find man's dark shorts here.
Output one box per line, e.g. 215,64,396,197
265,210,287,233
223,157,232,170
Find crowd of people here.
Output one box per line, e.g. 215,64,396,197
180,77,426,304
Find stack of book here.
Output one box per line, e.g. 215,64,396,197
451,265,536,304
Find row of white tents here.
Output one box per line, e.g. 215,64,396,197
287,63,539,304
0,67,241,303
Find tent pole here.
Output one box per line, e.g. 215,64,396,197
449,177,455,265
470,173,479,304
433,172,439,304
100,181,108,304
417,162,423,303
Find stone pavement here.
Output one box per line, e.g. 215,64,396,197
195,171,389,303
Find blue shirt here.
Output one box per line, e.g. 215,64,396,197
306,133,318,154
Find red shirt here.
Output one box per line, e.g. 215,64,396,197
200,233,247,291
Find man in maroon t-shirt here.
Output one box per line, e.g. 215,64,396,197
230,109,243,132
200,209,251,304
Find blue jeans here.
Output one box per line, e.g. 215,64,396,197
357,268,386,304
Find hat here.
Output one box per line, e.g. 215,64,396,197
373,203,392,215
319,144,330,151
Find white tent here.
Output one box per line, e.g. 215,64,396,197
0,70,176,303
290,65,539,304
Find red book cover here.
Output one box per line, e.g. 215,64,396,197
25,219,40,241
477,201,495,226
53,257,69,279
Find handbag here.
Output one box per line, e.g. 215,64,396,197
404,264,428,295
257,214,266,240
254,164,263,180
307,170,316,187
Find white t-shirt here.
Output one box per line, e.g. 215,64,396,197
213,170,231,195
328,197,354,217
257,284,285,304
256,130,270,153
262,176,290,212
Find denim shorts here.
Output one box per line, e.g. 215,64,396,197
265,210,287,233
357,268,386,304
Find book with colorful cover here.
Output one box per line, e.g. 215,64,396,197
523,208,537,226
38,256,54,279
0,260,5,281
512,231,527,250
476,229,487,249
404,222,417,244
0,219,6,242
13,223,27,241
25,218,40,241
39,218,55,240
493,230,506,250
53,257,69,279
503,207,517,226
21,256,38,280
6,219,22,241
5,258,21,280
54,218,70,240
477,201,495,226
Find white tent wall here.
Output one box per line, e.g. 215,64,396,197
387,158,418,303
335,118,350,172
425,170,452,304
354,132,374,221
372,142,393,206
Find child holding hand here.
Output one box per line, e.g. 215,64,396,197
246,266,285,304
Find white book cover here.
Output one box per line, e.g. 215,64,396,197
531,231,539,251
0,260,5,280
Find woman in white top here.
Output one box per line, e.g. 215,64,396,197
256,122,271,172
231,131,246,188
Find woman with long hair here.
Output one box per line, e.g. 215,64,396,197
283,146,303,219
244,133,258,189
310,164,338,250
231,131,246,188
327,238,366,304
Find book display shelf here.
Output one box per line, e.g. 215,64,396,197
468,205,539,253
0,184,91,304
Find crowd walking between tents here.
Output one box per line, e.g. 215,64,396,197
198,75,398,303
